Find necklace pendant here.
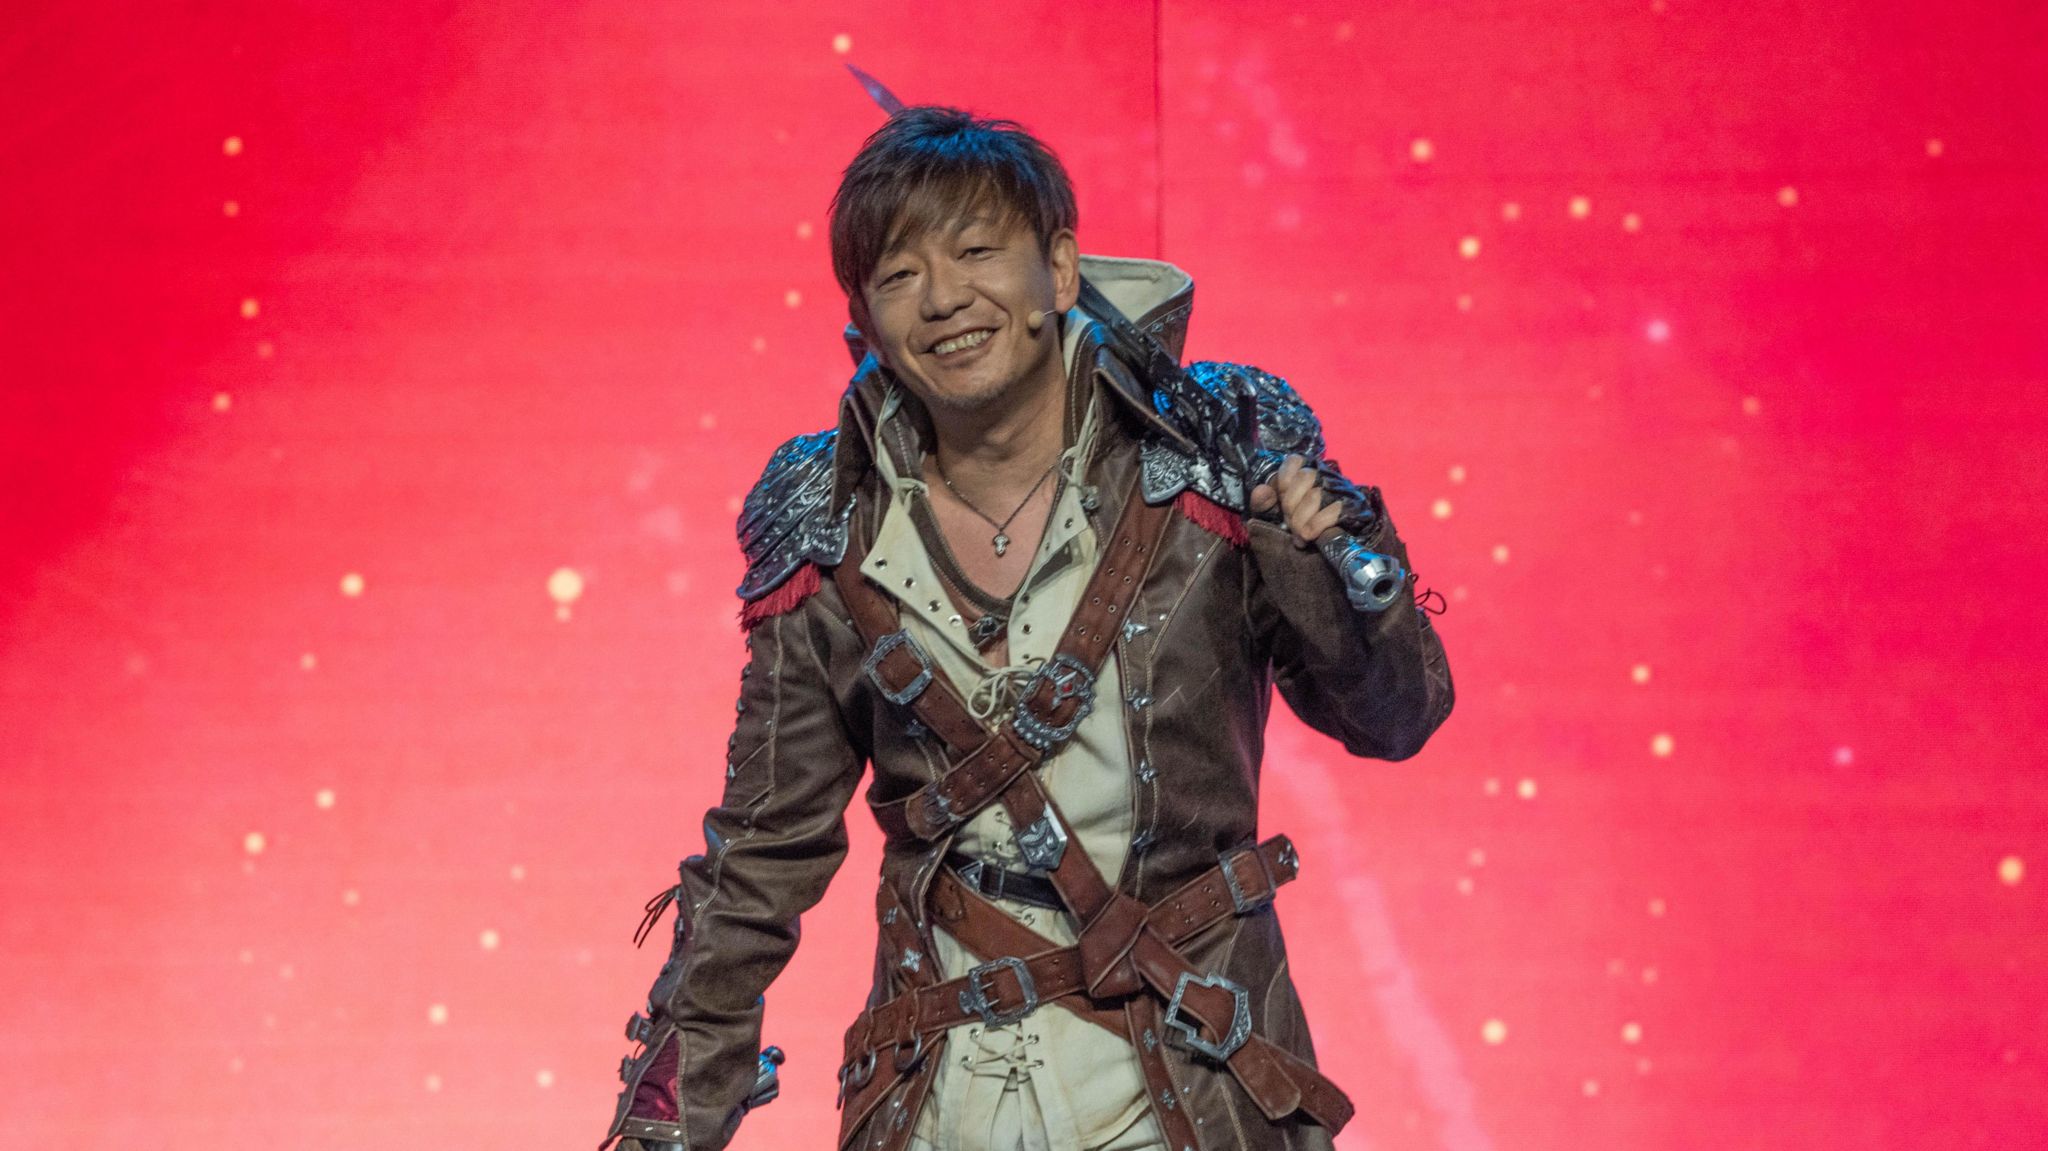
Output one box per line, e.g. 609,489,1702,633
992,532,1010,556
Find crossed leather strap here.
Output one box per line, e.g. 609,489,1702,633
829,470,1354,1151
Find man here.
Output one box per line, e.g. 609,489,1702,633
601,106,1454,1151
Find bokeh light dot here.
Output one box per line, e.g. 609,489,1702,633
1483,777,1501,796
239,297,260,319
1431,498,1453,519
1491,544,1510,564
1926,138,1944,157
339,572,365,597
315,788,335,809
1649,897,1668,917
427,1003,449,1025
300,652,317,671
1456,876,1474,895
510,864,527,881
480,929,501,951
1501,201,1521,221
1622,212,1642,232
223,135,243,156
548,567,585,606
342,888,360,906
1833,746,1855,766
1651,732,1675,757
1777,185,1799,207
1458,235,1481,259
832,33,851,54
1410,138,1433,162
537,1069,556,1088
1517,778,1538,800
784,289,802,308
1622,1021,1643,1044
1999,856,2024,886
223,200,240,217
1448,464,1466,483
212,392,232,412
1647,319,1671,342
243,831,265,855
1583,1079,1600,1097
1469,848,1486,867
1742,395,1762,415
1631,663,1651,684
425,1073,442,1092
1569,195,1591,219
1456,294,1473,312
795,220,813,240
1482,1018,1507,1044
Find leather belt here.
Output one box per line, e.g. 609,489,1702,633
942,852,1063,910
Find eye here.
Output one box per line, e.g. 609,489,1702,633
962,246,994,257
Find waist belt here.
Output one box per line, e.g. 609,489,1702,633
942,851,1063,910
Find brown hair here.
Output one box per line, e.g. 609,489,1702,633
828,106,1078,312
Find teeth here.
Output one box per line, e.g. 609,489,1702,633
934,329,993,355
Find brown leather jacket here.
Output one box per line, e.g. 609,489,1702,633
602,255,1455,1151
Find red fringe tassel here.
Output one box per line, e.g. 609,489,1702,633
1175,490,1249,549
738,563,821,630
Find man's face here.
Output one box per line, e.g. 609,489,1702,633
856,210,1079,415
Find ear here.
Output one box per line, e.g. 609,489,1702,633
1047,228,1081,314
847,297,886,367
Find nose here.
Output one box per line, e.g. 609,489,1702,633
919,257,974,321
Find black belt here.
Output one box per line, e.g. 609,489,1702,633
943,852,1063,910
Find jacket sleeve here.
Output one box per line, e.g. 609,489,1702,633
1238,371,1455,761
601,585,868,1151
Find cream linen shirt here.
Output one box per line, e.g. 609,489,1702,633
859,321,1161,1151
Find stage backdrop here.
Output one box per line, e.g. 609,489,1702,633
3,2,2043,1149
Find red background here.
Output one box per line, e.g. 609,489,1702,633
3,3,2044,1149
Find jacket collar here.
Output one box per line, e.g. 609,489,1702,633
827,253,1196,514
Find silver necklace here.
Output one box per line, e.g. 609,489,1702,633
935,457,1059,557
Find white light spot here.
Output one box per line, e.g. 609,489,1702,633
1742,395,1761,416
1410,138,1434,162
536,1068,556,1088
212,392,232,412
1833,746,1855,766
795,220,813,240
240,297,260,319
1431,498,1453,519
1622,1021,1643,1044
1646,319,1671,342
243,831,266,855
1648,897,1667,917
1456,876,1474,895
1777,185,1799,208
315,788,335,809
339,572,365,597
1583,1079,1600,1097
784,289,802,309
1456,294,1473,312
1642,966,1659,984
1925,138,1944,158
223,136,244,156
1651,732,1675,758
1458,236,1480,259
510,864,527,881
1631,663,1651,685
342,888,360,906
427,1003,449,1025
832,33,852,54
1569,195,1591,219
548,567,585,606
1501,201,1521,222
1622,212,1642,232
1469,848,1486,867
1448,465,1467,484
1516,778,1537,800
1482,1018,1508,1045
1491,544,1510,564
2000,856,2024,886
480,928,501,951
223,200,240,217
256,340,275,358
425,1073,442,1092
1483,777,1501,796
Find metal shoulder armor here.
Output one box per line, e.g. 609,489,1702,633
1140,361,1375,529
734,428,851,602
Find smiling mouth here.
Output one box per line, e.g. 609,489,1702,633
928,328,995,356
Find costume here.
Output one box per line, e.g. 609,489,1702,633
601,254,1455,1151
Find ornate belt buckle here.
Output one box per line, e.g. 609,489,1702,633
863,629,933,706
958,956,1038,1027
1163,971,1253,1062
1218,848,1275,915
1010,653,1096,751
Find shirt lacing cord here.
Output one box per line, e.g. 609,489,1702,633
968,658,1044,722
